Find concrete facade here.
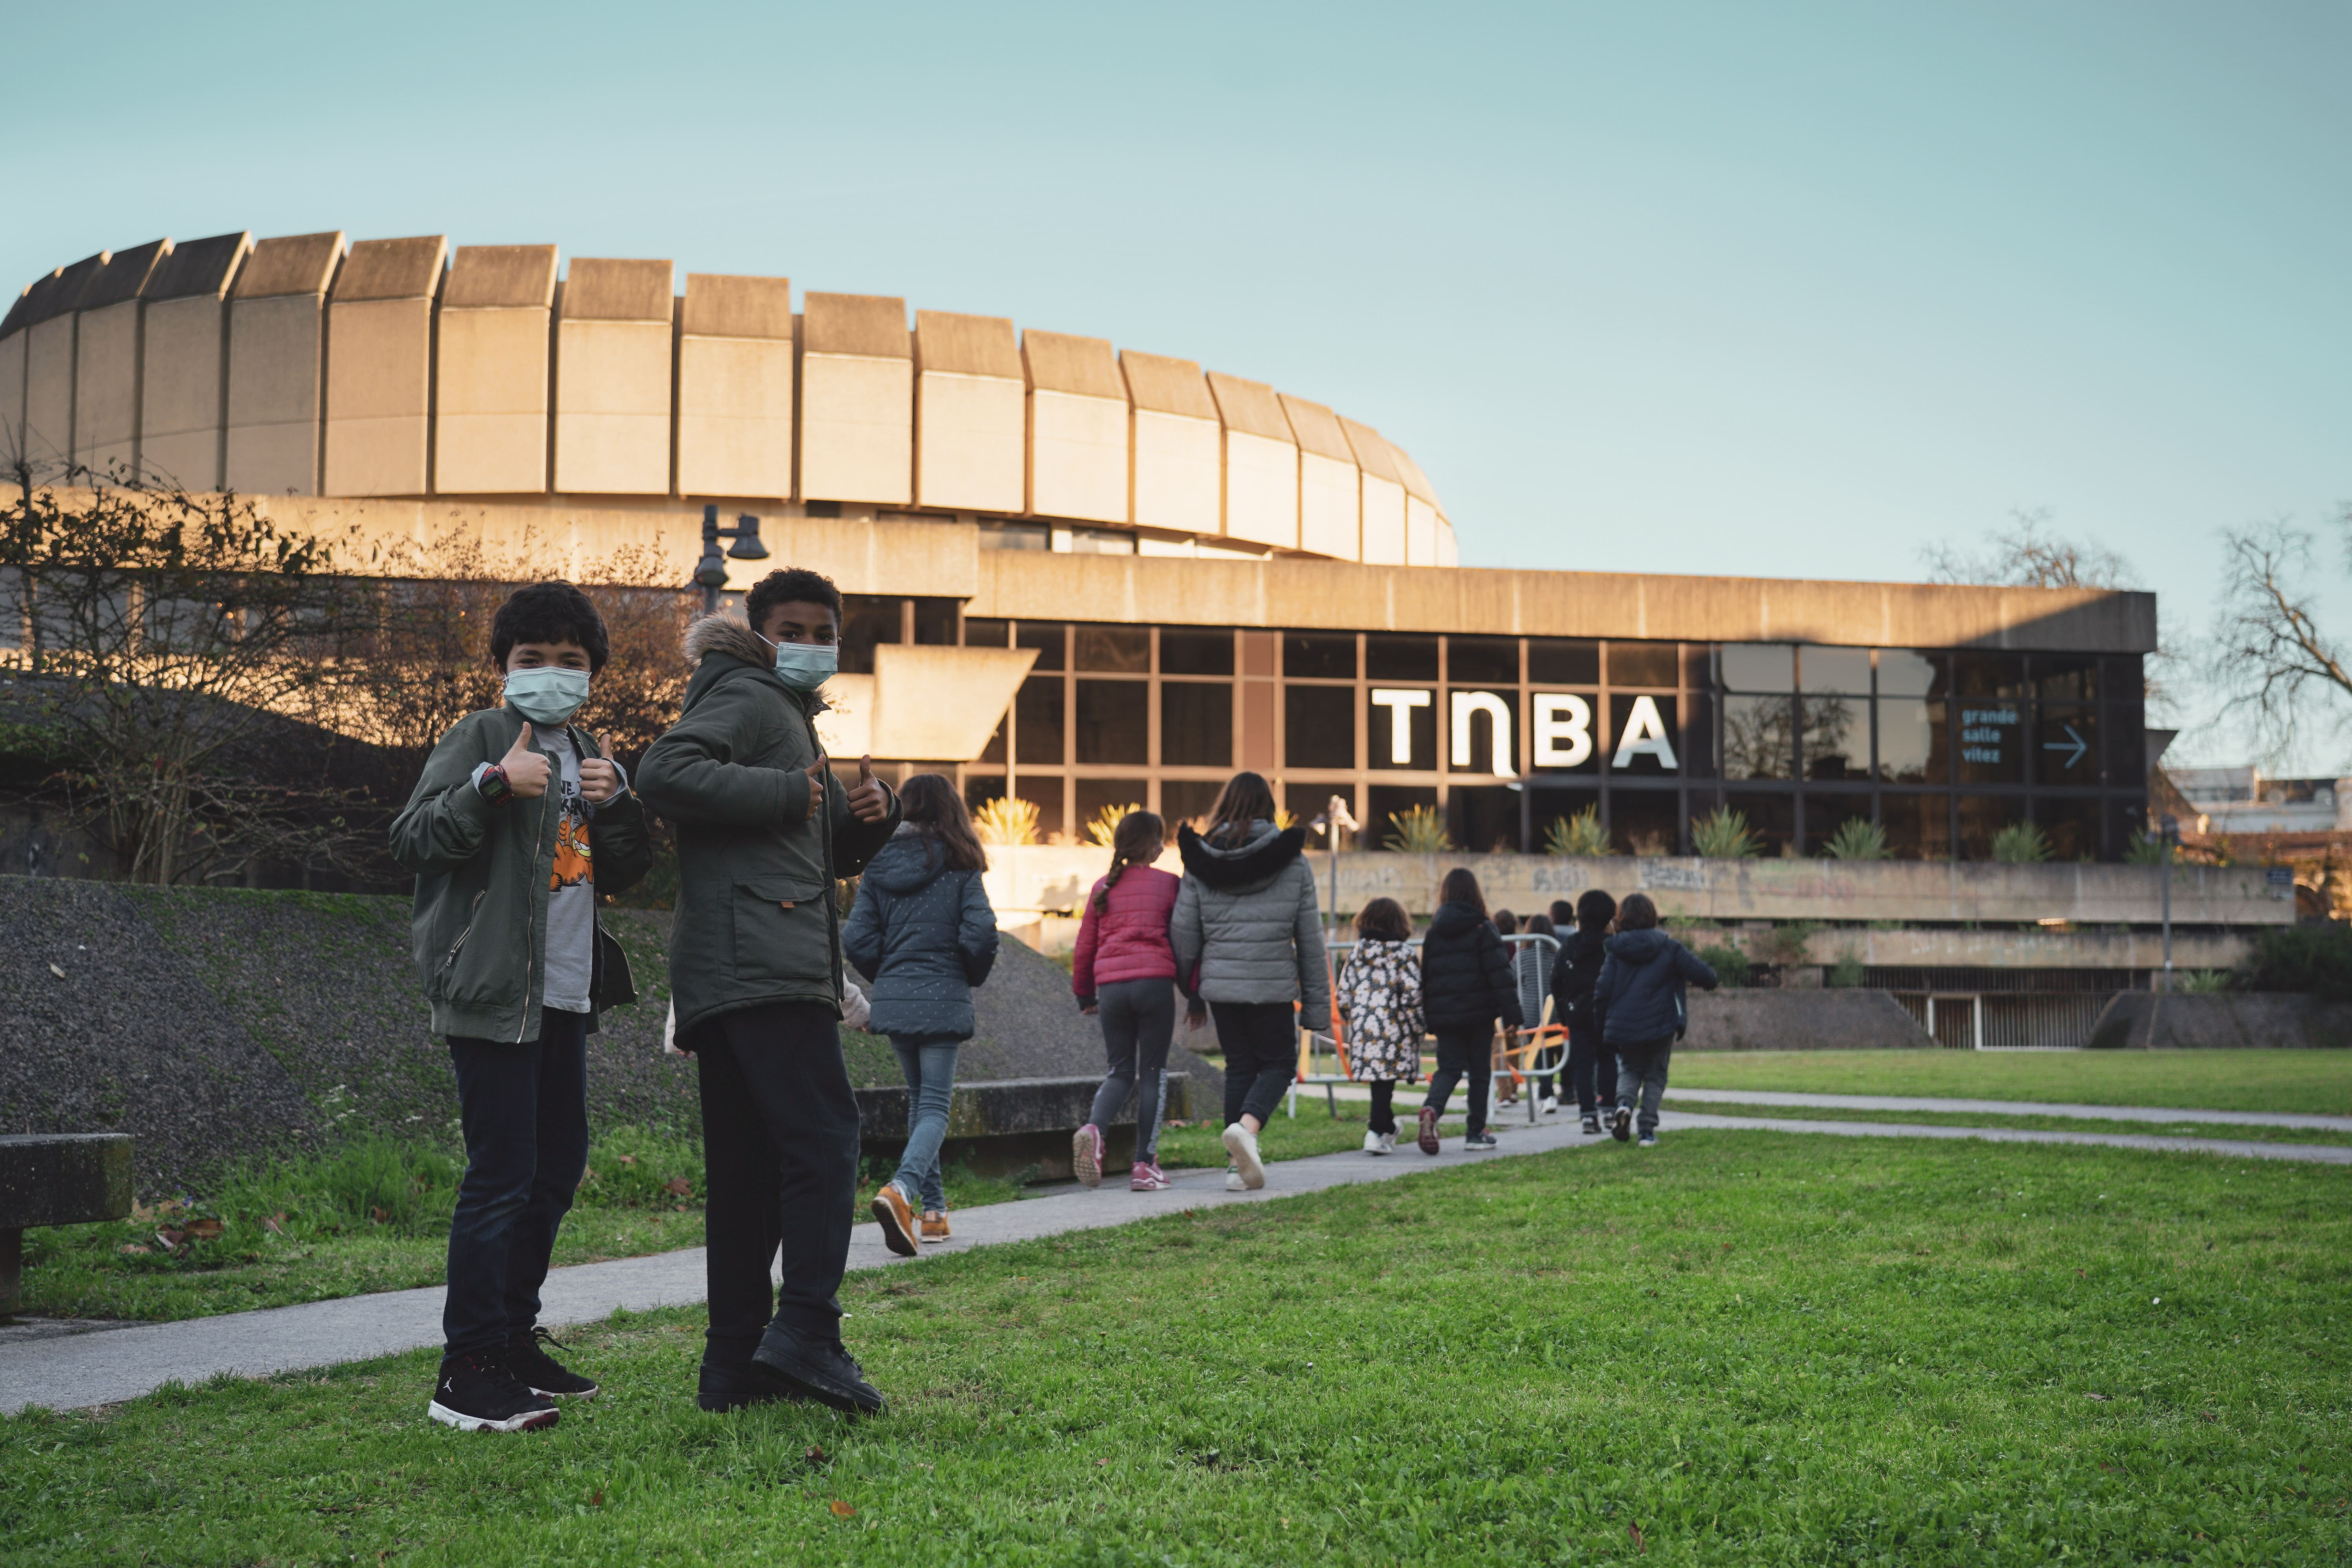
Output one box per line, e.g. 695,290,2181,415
433,245,556,495
323,236,444,498
554,258,673,496
800,292,912,506
676,274,793,500
913,310,1024,514
224,232,343,497
1343,417,1408,566
1282,393,1362,563
1024,330,1128,525
19,254,109,479
1209,372,1299,550
1122,350,1220,537
0,325,23,470
136,233,249,494
70,239,168,478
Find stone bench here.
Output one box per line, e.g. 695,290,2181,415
0,1134,134,1316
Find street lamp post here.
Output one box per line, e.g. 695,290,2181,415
1310,793,1360,940
2159,813,2180,993
694,504,771,613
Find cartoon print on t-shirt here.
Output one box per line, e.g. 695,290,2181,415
550,772,592,891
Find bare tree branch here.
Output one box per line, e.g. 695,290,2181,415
2208,512,2352,767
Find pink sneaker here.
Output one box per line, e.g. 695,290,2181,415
1130,1161,1171,1191
1073,1124,1105,1188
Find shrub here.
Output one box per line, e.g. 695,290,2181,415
1383,804,1453,852
1990,822,2052,863
2236,924,2352,1001
2122,830,2167,865
1695,943,1752,987
1827,950,1867,988
1084,802,1145,848
1690,806,1761,858
974,795,1040,846
1543,807,1610,857
1752,920,1816,969
2175,968,2233,993
1823,817,1890,860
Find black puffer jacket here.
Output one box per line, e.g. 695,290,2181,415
1550,927,1609,1033
1593,928,1719,1045
1418,900,1523,1034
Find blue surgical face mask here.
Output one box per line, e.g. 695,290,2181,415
768,638,839,692
503,666,590,726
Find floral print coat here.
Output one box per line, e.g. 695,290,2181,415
1336,937,1425,1082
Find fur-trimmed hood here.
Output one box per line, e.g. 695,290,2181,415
1178,819,1307,894
683,613,773,670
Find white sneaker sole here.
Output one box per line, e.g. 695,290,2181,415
524,1383,597,1400
1221,1125,1265,1189
1073,1128,1103,1188
428,1399,559,1432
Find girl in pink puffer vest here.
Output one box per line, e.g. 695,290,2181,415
1071,810,1187,1191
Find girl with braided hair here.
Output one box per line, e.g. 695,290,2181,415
1071,809,1188,1191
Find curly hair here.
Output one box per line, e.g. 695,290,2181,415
744,568,842,636
489,581,610,673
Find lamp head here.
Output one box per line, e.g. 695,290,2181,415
728,513,770,560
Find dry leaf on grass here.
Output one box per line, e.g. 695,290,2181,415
664,1176,693,1197
1630,1521,1647,1552
185,1218,223,1241
263,1213,286,1234
829,1499,855,1518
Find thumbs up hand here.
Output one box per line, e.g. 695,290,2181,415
803,756,829,822
501,722,550,800
845,754,891,823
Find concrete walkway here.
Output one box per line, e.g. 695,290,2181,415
5,1107,2342,1414
1659,1087,2352,1131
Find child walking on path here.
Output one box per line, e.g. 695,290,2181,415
1592,892,1719,1147
1334,898,1423,1154
1071,809,1185,1191
1172,771,1330,1192
1417,869,1523,1155
1551,891,1619,1134
390,582,652,1433
843,775,999,1256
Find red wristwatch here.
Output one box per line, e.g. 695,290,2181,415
477,764,514,807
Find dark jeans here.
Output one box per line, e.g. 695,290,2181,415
1567,1020,1619,1116
888,1035,961,1213
1209,1000,1296,1127
1367,1079,1397,1135
443,1009,590,1358
1614,1036,1674,1136
1091,978,1176,1162
693,1002,860,1365
1422,1027,1493,1138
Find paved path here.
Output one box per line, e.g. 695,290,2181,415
1660,1088,2352,1131
5,1108,2341,1414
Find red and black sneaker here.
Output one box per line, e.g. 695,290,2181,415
428,1350,559,1432
508,1326,598,1399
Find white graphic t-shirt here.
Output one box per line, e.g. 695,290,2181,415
538,730,594,1015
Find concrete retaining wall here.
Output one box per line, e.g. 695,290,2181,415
1682,990,1938,1051
2086,993,2352,1050
854,1074,1199,1180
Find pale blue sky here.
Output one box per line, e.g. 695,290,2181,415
7,2,2345,760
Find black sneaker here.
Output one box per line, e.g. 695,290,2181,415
1581,1114,1602,1135
697,1359,800,1413
1463,1131,1499,1151
507,1326,598,1399
1611,1106,1633,1142
428,1350,559,1432
751,1323,887,1416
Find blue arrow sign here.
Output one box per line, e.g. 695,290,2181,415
2042,723,2088,770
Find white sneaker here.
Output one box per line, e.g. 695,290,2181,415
1225,1165,1245,1192
1221,1123,1266,1189
1363,1130,1397,1155
1541,1096,1560,1116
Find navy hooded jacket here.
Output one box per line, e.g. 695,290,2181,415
842,825,999,1039
1591,928,1718,1046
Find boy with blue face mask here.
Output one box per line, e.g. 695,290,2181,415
389,581,652,1433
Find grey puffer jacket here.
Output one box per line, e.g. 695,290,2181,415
1171,820,1330,1022
842,824,998,1040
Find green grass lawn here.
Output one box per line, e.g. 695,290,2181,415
25,1131,1028,1325
1666,1099,2352,1148
8,1132,2346,1564
1669,1049,2352,1114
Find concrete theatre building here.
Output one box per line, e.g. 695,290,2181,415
2,230,2159,860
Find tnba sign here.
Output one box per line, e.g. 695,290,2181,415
1367,690,1679,777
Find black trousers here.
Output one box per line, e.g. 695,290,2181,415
693,1002,860,1364
1367,1079,1397,1135
1209,1000,1297,1127
1567,1020,1619,1116
1422,1026,1494,1138
443,1009,590,1358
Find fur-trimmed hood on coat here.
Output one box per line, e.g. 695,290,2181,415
678,613,826,717
1177,820,1307,895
